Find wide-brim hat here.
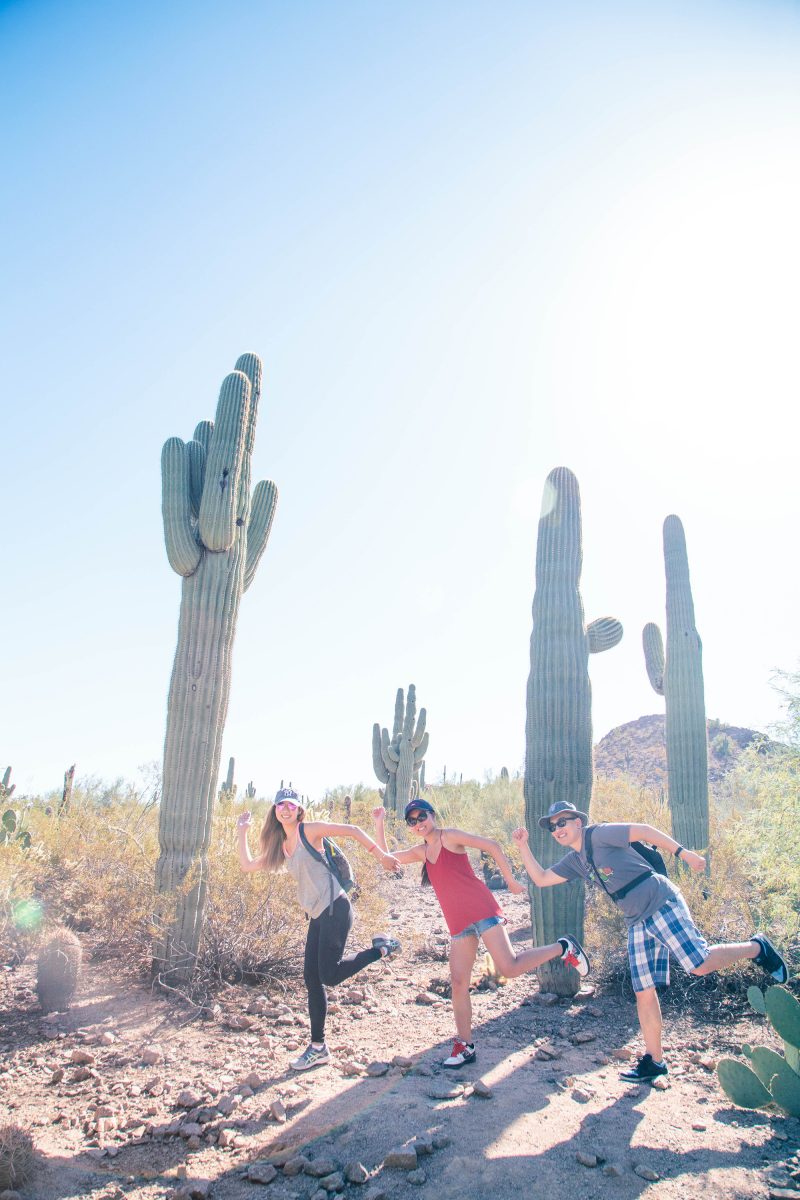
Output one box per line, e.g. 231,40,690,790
404,798,436,819
537,801,589,829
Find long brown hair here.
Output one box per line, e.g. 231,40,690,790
258,804,306,871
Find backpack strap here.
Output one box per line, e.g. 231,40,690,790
298,822,336,914
584,824,652,904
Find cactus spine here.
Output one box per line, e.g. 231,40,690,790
643,515,709,852
154,353,278,982
373,685,429,816
717,986,800,1116
524,467,622,996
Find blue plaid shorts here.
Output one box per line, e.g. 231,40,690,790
627,894,709,992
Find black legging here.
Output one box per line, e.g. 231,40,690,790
304,894,381,1042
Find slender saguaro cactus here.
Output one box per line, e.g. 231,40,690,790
221,757,236,797
524,467,622,996
642,515,708,852
372,685,429,816
154,353,278,982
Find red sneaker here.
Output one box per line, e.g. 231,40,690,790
442,1039,476,1068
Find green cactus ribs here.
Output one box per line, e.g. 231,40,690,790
154,353,278,984
373,685,430,817
717,986,800,1117
523,466,622,997
642,515,709,853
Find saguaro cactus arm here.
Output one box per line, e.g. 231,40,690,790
244,481,278,590
643,622,665,694
372,724,390,784
162,439,202,577
587,617,623,653
414,731,429,762
198,371,250,551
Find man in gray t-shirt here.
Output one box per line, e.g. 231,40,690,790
513,801,789,1084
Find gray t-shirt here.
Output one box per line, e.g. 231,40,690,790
550,823,680,926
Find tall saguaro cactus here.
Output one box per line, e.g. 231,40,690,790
524,467,622,996
372,685,429,816
642,514,708,852
154,353,278,982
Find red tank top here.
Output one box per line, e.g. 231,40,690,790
425,842,503,935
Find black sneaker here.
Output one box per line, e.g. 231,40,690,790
751,934,789,983
620,1053,668,1083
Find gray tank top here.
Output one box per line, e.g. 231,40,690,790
284,835,343,919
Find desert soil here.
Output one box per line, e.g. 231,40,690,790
2,879,798,1200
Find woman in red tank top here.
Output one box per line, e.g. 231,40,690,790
373,798,589,1069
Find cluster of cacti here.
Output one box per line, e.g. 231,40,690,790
0,806,32,850
717,986,800,1116
0,1124,36,1191
154,353,278,983
36,927,82,1013
643,515,709,852
1,766,15,801
372,685,429,816
524,467,623,996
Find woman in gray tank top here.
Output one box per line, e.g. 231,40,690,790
237,786,402,1071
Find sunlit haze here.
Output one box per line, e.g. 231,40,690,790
2,0,798,801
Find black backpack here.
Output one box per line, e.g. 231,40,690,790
584,825,667,905
299,823,356,912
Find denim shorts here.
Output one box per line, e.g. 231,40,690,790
451,915,505,941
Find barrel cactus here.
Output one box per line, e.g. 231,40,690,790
154,353,278,982
36,927,82,1012
717,986,800,1117
642,515,709,852
524,467,622,996
372,685,429,816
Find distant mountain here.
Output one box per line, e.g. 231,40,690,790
593,714,769,789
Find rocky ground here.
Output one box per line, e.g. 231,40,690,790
2,880,798,1200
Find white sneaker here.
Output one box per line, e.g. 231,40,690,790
558,936,590,978
289,1042,331,1071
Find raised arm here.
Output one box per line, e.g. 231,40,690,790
511,827,569,888
444,828,525,894
627,823,706,872
371,806,427,865
236,811,267,873
304,819,403,872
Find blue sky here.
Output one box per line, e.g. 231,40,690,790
2,0,799,800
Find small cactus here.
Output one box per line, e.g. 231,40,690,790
0,1124,37,1191
0,766,15,801
0,807,32,850
245,781,256,801
717,986,800,1116
60,763,75,814
36,928,82,1013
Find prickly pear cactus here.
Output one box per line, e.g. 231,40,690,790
524,467,622,996
36,928,82,1013
717,986,800,1116
642,515,709,852
373,685,430,816
154,354,278,982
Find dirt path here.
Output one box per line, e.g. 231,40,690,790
2,882,798,1200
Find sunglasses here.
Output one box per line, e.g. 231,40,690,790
275,800,299,810
549,816,579,832
406,812,430,826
